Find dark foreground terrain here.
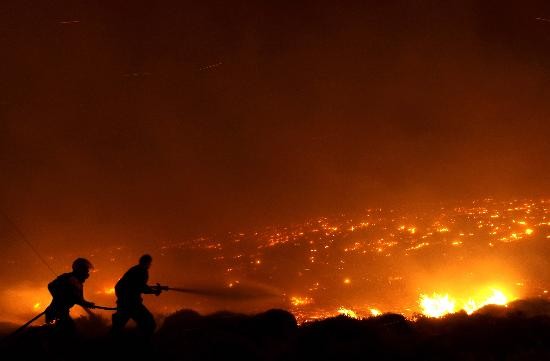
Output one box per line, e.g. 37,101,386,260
3,299,550,361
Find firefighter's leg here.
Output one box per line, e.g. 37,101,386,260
49,310,76,356
44,304,55,324
132,303,156,338
53,311,75,334
111,308,131,334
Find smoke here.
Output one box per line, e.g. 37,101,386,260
1,1,549,243
169,282,283,301
0,0,549,325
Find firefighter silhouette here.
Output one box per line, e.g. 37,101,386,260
45,258,95,334
111,254,162,338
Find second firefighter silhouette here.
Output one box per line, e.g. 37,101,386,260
111,254,163,337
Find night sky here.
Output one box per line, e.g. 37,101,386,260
1,0,549,246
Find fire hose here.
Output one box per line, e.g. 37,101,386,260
1,310,47,343
0,304,117,344
91,305,118,311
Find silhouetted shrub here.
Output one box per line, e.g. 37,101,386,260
4,300,550,360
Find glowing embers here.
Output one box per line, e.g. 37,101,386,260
419,288,514,318
227,280,240,288
290,296,313,307
405,242,430,251
336,307,382,319
499,227,535,242
397,225,417,234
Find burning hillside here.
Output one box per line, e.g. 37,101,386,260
1,198,549,324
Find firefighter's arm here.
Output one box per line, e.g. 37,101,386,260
141,270,161,296
143,284,162,296
78,296,95,308
69,278,95,308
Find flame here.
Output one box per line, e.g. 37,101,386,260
370,308,382,316
420,288,514,317
485,289,507,305
419,293,456,318
104,287,115,295
338,307,358,319
33,302,41,310
463,289,509,315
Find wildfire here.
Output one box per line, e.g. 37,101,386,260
338,307,358,319
3,197,544,324
419,293,456,318
462,289,508,315
419,288,514,318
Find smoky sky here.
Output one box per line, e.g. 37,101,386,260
1,0,549,243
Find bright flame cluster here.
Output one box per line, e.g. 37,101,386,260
419,293,455,318
419,289,513,318
338,307,358,318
